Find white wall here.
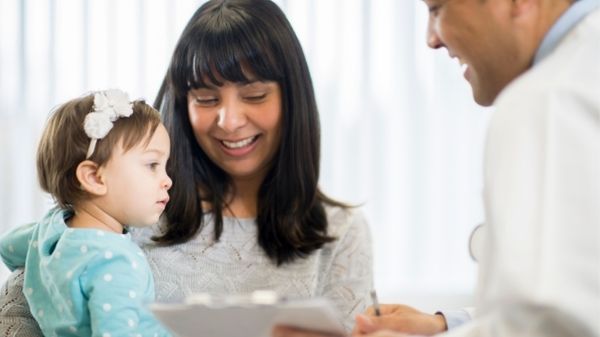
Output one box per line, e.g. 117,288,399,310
0,0,490,310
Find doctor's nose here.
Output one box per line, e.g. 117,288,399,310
217,101,248,133
426,20,443,49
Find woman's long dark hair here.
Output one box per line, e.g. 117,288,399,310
154,0,347,265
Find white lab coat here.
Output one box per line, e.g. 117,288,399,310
442,8,600,337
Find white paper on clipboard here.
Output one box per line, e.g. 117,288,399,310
150,294,345,337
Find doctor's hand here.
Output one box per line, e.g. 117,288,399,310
271,326,413,337
271,324,416,337
352,304,446,336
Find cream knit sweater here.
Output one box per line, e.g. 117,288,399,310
0,205,373,335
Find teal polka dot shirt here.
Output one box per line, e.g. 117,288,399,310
0,207,171,337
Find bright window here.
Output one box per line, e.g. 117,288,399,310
0,0,490,310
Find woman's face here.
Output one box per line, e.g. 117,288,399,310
187,80,282,186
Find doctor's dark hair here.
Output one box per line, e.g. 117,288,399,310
154,0,347,265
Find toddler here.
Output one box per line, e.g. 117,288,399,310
0,89,172,337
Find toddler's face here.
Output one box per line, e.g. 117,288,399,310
99,123,172,228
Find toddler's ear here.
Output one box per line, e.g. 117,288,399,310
76,160,107,196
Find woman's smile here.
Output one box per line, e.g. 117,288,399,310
217,134,261,157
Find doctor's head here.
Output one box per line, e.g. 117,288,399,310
422,0,574,106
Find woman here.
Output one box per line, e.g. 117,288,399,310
0,0,372,335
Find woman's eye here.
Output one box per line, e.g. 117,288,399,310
147,163,159,171
245,93,267,102
193,97,218,106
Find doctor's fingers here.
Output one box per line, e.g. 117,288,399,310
353,312,445,336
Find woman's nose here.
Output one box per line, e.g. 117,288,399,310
217,99,247,133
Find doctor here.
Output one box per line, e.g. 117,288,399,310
274,0,600,336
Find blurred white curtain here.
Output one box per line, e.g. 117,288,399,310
0,0,489,309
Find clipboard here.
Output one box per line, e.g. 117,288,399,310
150,291,346,337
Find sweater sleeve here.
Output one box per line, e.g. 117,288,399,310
321,208,374,332
0,269,44,337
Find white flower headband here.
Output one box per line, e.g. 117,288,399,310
84,89,134,159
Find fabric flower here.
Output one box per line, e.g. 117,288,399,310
102,89,133,119
92,89,133,122
84,89,133,158
84,112,114,140
93,92,110,114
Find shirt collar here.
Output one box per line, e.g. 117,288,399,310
533,0,600,65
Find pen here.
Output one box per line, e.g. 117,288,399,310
369,290,381,316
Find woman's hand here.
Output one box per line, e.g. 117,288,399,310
351,304,446,336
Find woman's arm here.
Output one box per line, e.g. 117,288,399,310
321,208,374,332
0,269,43,337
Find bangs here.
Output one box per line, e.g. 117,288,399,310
171,12,284,93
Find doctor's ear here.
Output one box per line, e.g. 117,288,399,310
75,160,107,196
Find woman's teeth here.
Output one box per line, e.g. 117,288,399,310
222,136,257,149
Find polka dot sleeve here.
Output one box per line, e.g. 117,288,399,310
80,248,171,337
0,222,37,271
